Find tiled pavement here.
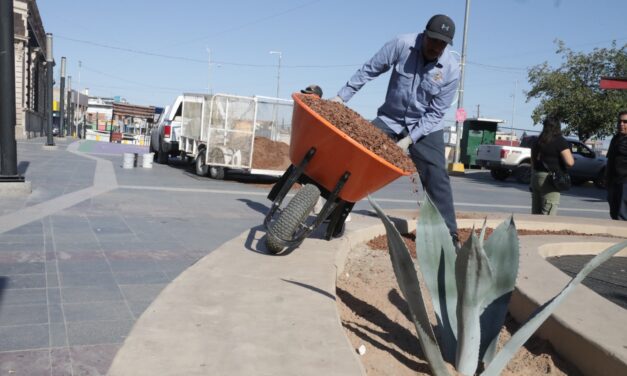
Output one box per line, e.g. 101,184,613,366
548,254,627,309
0,138,268,375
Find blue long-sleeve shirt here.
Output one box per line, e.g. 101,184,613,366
337,33,460,142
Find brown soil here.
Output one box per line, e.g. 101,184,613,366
337,236,583,376
298,94,416,173
367,228,621,258
251,137,291,170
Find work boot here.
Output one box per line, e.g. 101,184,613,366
451,233,461,249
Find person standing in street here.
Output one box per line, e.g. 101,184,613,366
530,115,574,215
606,110,627,220
330,14,461,243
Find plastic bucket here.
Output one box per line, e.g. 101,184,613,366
290,93,411,202
122,153,136,169
142,153,154,168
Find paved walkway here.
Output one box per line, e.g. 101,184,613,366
0,138,266,375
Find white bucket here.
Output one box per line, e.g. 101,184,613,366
142,153,154,168
122,153,136,169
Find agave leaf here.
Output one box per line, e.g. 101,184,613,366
369,196,450,376
415,194,458,362
455,232,494,375
482,240,627,376
480,216,519,365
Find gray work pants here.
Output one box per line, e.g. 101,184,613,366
372,118,458,236
530,170,561,215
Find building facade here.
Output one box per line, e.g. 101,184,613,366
13,0,50,139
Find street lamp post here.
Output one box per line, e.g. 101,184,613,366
207,48,212,94
510,80,518,146
45,33,55,146
59,57,66,138
452,0,471,170
269,51,282,99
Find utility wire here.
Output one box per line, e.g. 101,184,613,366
57,35,531,71
57,35,357,68
157,0,323,49
81,64,191,92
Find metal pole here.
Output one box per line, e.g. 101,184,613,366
269,51,281,98
207,48,211,94
0,0,21,179
77,60,81,96
66,76,72,136
45,33,55,146
510,80,518,146
453,0,471,164
59,57,66,137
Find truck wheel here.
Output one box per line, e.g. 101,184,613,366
490,168,511,181
209,166,225,180
514,163,531,184
157,141,168,164
195,151,208,176
594,169,607,189
266,184,320,254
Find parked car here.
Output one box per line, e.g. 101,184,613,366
150,96,183,164
476,136,607,188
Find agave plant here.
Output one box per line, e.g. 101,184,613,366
368,194,627,376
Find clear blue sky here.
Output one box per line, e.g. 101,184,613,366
38,0,626,134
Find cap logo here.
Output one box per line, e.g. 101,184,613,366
441,24,450,31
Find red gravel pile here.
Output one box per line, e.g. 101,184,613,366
252,137,291,170
298,94,416,172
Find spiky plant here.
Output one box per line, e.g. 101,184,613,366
369,195,627,376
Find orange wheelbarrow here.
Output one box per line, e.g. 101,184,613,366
263,93,411,254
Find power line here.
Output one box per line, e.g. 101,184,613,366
466,60,526,72
57,35,358,69
158,0,323,49
81,64,191,92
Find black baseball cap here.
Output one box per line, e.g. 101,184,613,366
300,84,323,97
425,14,455,45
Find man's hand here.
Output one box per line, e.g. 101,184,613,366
396,136,413,152
329,96,343,103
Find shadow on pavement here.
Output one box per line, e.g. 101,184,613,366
162,157,281,185
17,161,30,175
281,279,336,300
0,277,6,305
460,169,607,201
238,199,270,216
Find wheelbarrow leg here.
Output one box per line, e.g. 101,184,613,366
325,201,354,240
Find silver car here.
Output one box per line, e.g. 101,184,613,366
566,137,607,188
521,136,607,188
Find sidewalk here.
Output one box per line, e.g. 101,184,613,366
0,138,266,375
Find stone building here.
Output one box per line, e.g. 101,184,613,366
13,0,50,139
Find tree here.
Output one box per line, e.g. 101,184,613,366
526,40,627,141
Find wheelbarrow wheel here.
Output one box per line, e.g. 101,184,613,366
266,184,320,254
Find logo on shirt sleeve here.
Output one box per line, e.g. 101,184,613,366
432,70,443,83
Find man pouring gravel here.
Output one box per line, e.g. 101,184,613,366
331,14,462,244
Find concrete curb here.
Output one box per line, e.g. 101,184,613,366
108,213,396,376
108,211,627,376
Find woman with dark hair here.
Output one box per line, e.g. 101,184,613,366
530,115,575,215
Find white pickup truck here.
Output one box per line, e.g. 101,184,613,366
476,136,607,187
149,96,183,164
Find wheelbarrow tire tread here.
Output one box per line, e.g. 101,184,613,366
266,184,321,254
